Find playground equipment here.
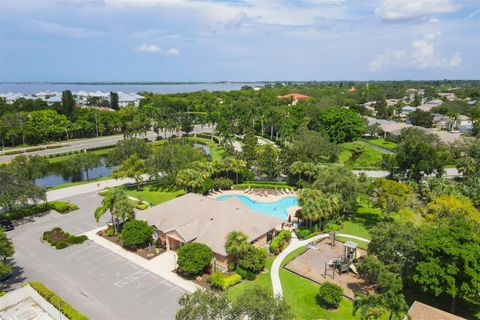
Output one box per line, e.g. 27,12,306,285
324,240,358,278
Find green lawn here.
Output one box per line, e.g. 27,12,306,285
228,248,359,320
47,147,113,164
186,137,224,161
122,183,185,205
361,138,397,151
227,256,274,301
338,142,383,169
280,247,359,320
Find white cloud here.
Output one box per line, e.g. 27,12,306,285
31,20,105,38
134,44,180,55
135,43,162,53
166,48,180,55
368,32,461,71
375,0,460,21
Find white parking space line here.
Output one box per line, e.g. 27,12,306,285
134,280,167,299
144,286,181,306
89,255,123,271
64,244,93,258
73,247,109,261
99,261,133,276
114,269,150,288
82,252,115,267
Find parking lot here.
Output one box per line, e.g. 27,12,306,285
3,191,183,319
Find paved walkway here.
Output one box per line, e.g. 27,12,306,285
46,178,134,201
358,140,395,155
271,233,370,297
84,227,200,293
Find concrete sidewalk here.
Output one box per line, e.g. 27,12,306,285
46,178,134,201
84,227,201,293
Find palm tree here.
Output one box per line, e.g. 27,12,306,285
298,189,340,230
289,161,305,183
94,188,134,235
382,291,408,320
225,231,250,267
353,293,386,320
230,158,246,184
176,169,205,193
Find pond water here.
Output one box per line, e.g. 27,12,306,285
35,142,212,188
35,157,116,188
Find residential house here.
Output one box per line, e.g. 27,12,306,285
417,99,443,112
136,193,284,270
404,301,465,320
401,106,416,117
448,115,473,134
276,93,311,105
439,92,456,101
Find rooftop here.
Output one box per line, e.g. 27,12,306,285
406,301,465,320
136,193,283,256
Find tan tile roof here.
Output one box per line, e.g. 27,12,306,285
136,193,283,256
406,301,465,320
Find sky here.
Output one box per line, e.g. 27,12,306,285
0,0,479,82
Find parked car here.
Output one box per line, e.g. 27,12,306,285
0,220,14,231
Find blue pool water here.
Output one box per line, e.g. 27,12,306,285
216,195,298,219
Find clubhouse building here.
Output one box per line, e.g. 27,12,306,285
136,193,284,269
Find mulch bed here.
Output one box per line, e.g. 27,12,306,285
97,229,165,260
46,229,68,242
191,273,212,289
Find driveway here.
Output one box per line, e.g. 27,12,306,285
2,192,183,319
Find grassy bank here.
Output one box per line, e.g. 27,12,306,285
47,176,113,191
121,183,185,206
361,138,397,151
338,142,383,169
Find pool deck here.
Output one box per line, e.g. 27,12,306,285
208,189,300,220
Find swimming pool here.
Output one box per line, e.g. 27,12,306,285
216,195,298,219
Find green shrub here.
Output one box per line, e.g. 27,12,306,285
55,241,68,250
1,201,78,221
236,266,256,280
296,225,319,240
209,271,225,289
48,201,78,214
213,177,233,189
134,201,149,210
177,243,212,275
317,281,343,309
270,231,292,255
120,220,154,247
28,281,89,320
222,273,242,289
237,247,266,274
43,227,88,249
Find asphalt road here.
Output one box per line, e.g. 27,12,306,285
0,124,215,163
2,192,183,319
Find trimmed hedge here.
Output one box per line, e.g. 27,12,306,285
270,231,292,255
296,225,319,240
28,281,89,320
1,201,78,221
236,266,256,280
235,181,296,190
209,272,242,290
43,227,88,249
